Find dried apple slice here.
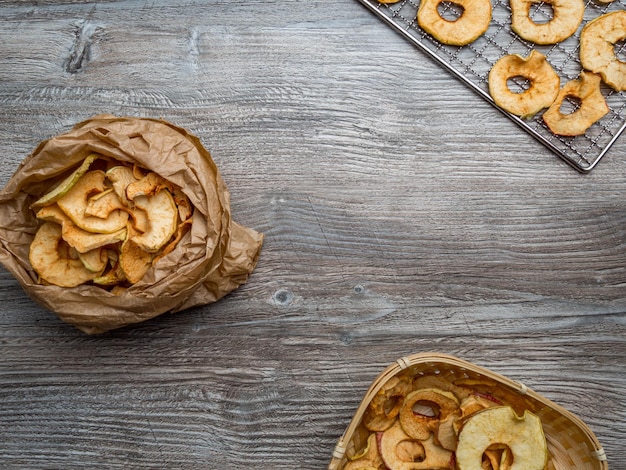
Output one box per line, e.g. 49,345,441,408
78,248,108,273
459,392,502,418
105,165,138,207
543,72,609,136
417,0,492,46
364,376,414,431
36,204,127,253
399,388,459,440
56,170,129,234
580,11,626,91
85,188,126,219
152,218,192,264
488,51,560,118
31,153,100,210
29,222,102,287
119,237,153,284
510,0,584,45
344,433,385,470
436,410,461,451
172,187,193,222
93,261,126,286
379,421,453,470
128,206,150,234
455,406,547,470
126,171,175,200
130,189,179,253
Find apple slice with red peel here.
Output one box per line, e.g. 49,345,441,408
399,388,459,440
379,421,453,470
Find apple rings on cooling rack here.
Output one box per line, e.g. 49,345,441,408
488,50,560,118
543,71,609,136
510,0,584,45
417,0,492,46
580,10,626,91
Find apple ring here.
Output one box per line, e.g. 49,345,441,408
417,0,492,46
399,388,459,440
510,0,584,45
580,11,626,91
379,421,453,470
488,50,560,118
363,376,413,431
455,406,548,470
543,71,609,136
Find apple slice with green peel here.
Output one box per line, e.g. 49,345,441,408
31,153,100,210
344,433,385,470
131,189,178,253
93,262,126,286
36,204,127,253
455,406,547,470
29,222,102,287
56,170,129,234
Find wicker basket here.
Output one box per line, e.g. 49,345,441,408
329,353,608,470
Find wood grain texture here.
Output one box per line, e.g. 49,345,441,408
0,0,625,468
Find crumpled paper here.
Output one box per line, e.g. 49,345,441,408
0,114,263,334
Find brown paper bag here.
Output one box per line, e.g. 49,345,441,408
0,115,263,334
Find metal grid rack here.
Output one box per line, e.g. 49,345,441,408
357,0,626,172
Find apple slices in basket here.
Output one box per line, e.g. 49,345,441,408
28,154,193,289
343,373,549,470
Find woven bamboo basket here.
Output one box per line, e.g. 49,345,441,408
329,353,608,470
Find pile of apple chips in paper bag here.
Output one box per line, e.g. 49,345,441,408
0,115,263,334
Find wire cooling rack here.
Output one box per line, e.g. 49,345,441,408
356,0,626,172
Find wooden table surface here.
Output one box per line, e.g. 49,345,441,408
0,0,624,468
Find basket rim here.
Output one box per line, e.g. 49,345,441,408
328,352,608,470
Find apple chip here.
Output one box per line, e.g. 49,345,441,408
29,222,103,287
579,11,626,92
344,433,385,470
399,388,459,440
31,153,100,210
119,238,153,284
131,189,179,253
364,376,414,432
489,51,560,118
543,72,609,136
85,188,126,219
78,248,108,273
36,204,127,253
510,0,584,45
126,171,175,200
93,262,126,286
106,165,139,207
379,421,453,470
417,0,492,46
56,170,129,234
455,406,547,470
